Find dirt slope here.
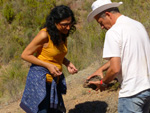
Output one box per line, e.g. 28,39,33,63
63,61,119,113
0,61,119,113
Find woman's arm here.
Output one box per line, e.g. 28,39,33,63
21,30,62,76
63,57,70,67
21,30,48,66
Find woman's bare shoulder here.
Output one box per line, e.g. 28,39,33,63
38,29,48,39
32,29,49,44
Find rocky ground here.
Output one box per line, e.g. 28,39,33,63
0,61,119,113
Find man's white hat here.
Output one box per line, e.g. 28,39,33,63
87,0,123,22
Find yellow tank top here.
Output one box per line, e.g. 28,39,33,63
37,28,67,83
37,28,67,71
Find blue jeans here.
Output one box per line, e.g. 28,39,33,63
118,89,150,113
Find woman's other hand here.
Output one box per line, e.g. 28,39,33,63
67,62,78,74
63,57,78,74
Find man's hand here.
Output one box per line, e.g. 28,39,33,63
88,81,106,92
87,69,104,81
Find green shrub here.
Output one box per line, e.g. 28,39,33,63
24,0,37,7
0,0,3,5
82,0,94,11
0,60,28,98
2,39,22,64
2,3,15,23
15,12,23,25
13,35,24,46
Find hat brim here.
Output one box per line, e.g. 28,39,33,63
87,2,122,22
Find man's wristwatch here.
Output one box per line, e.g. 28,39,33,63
100,80,107,87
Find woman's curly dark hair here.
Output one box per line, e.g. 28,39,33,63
43,5,76,46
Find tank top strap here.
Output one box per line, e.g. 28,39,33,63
41,28,51,41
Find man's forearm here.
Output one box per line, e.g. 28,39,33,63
100,61,110,72
102,57,121,84
102,67,117,84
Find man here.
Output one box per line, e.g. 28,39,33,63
87,0,150,112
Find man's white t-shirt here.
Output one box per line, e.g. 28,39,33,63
103,15,150,98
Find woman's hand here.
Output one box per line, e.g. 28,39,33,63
63,58,78,74
46,63,62,77
67,62,78,74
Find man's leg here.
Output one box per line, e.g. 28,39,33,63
143,89,150,113
118,89,150,113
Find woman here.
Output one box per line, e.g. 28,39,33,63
20,5,78,113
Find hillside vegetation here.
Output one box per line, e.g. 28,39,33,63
0,0,150,105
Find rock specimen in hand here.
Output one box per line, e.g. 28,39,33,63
83,75,102,90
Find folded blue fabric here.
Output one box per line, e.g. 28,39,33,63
50,71,67,111
20,64,67,113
